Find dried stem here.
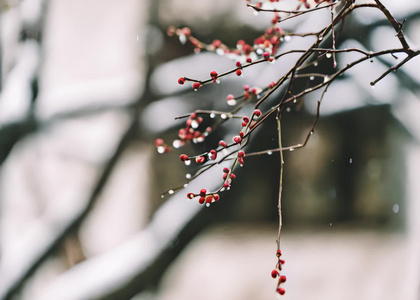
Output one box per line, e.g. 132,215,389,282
276,111,284,251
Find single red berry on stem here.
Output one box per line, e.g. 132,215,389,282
271,269,279,278
178,77,185,85
280,275,287,283
187,193,195,199
192,82,201,90
254,109,262,117
200,189,207,197
277,287,285,295
180,154,189,161
210,71,218,78
236,69,242,76
233,136,242,144
219,140,227,147
210,149,217,160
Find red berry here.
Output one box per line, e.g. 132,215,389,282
195,156,205,163
229,173,236,179
200,189,207,197
269,81,276,89
210,149,217,160
238,150,245,157
213,194,220,201
223,167,230,173
212,39,222,48
276,287,285,295
219,140,227,147
276,250,282,257
271,269,279,278
182,27,191,36
192,82,201,90
254,109,262,117
242,116,249,124
198,197,205,204
178,77,185,85
236,69,242,76
210,71,218,78
233,136,242,144
227,94,235,100
154,138,164,147
236,61,242,68
180,154,189,161
187,193,195,199
244,84,250,91
246,57,252,63
280,275,287,283
239,132,244,138
190,112,197,119
263,51,270,59
205,195,213,203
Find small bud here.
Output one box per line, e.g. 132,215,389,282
192,82,201,90
178,77,185,85
253,109,262,117
269,81,276,89
276,250,282,257
223,181,230,188
271,269,280,278
227,94,235,100
236,61,242,68
233,136,242,144
212,39,222,48
219,140,227,148
244,84,249,91
213,194,220,201
223,167,230,173
239,132,244,138
236,69,242,76
242,116,249,124
238,150,245,157
280,275,287,283
246,57,252,63
198,197,205,204
229,173,236,179
279,259,285,265
180,154,189,161
190,112,197,119
210,71,218,78
200,189,207,197
187,193,195,199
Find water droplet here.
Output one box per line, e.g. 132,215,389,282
318,36,323,41
216,79,221,84
168,190,174,195
184,160,191,166
172,140,183,148
256,48,264,55
284,36,291,42
191,120,199,129
289,148,295,152
227,99,237,106
183,183,188,188
310,131,314,135
157,146,165,154
161,194,165,199
267,150,273,155
186,173,191,179
210,113,216,118
206,203,211,207
286,107,291,112
349,158,353,164
392,204,399,214
221,114,227,119
314,62,318,67
329,222,333,226
196,136,205,142
326,53,332,58
323,76,329,83
293,99,297,103
216,48,225,56
309,76,315,81
253,10,259,16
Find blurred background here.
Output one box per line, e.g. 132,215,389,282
0,0,419,299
